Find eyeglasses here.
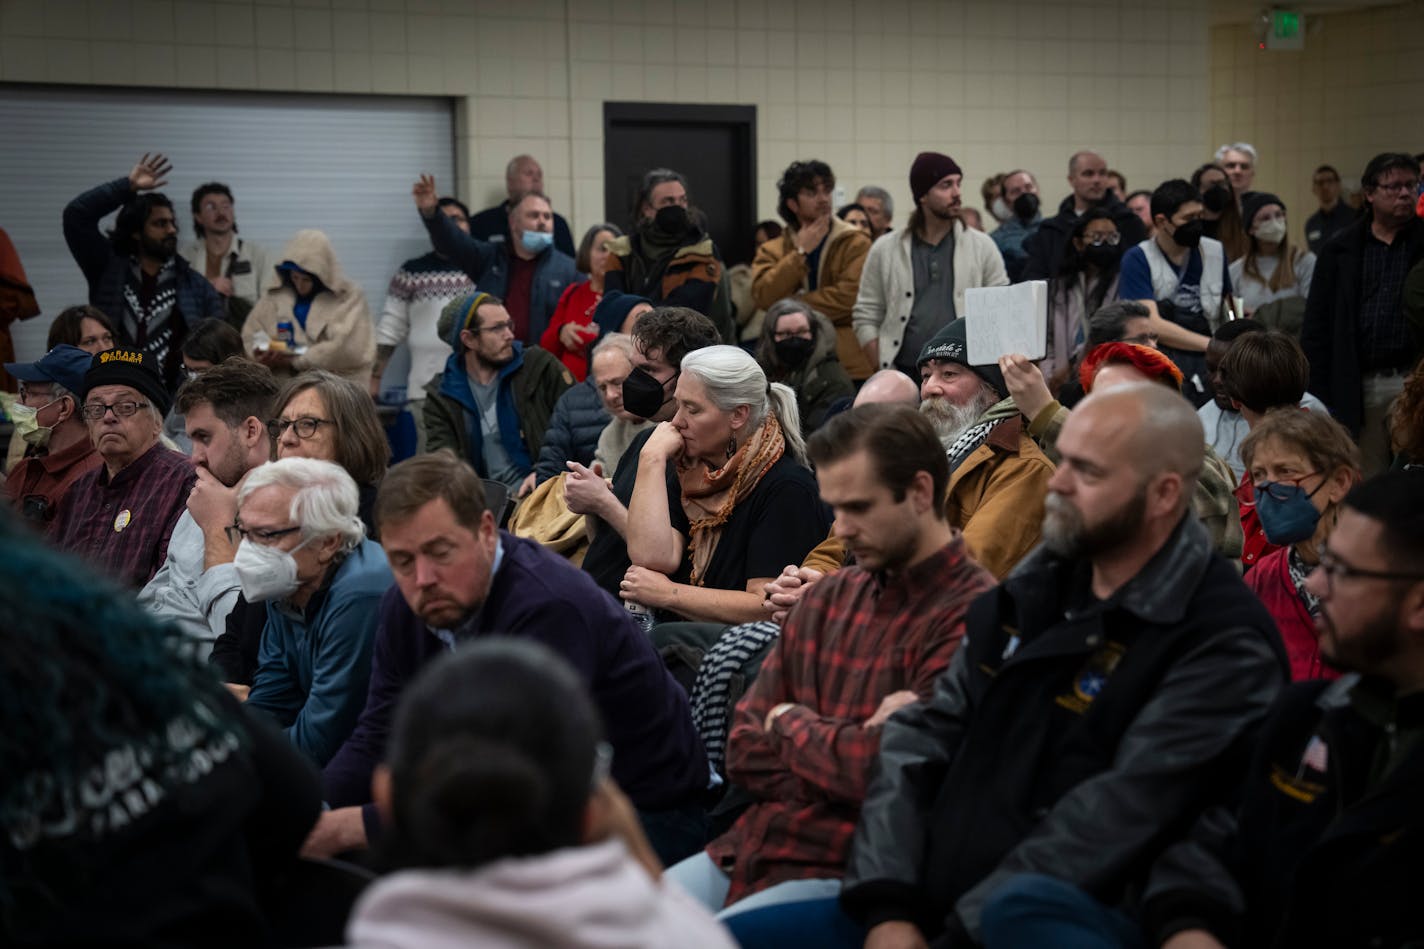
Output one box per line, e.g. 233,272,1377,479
1252,472,1321,500
1371,180,1420,195
81,400,149,420
1085,233,1121,247
478,321,515,336
18,385,54,402
1315,549,1424,597
1121,332,1159,346
225,523,302,546
267,416,332,439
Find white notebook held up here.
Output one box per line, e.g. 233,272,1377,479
964,281,1048,364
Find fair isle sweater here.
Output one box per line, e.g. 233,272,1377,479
375,252,476,397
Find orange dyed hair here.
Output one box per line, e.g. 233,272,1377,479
1080,342,1185,394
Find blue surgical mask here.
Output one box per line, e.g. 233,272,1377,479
520,230,554,254
1255,479,1325,545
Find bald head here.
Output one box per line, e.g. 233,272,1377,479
505,155,543,199
855,369,921,408
1071,383,1203,509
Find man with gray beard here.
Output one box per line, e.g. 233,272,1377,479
839,383,1285,949
915,318,1054,578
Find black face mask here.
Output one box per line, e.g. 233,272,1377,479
1083,243,1119,269
1012,192,1040,221
1170,219,1204,249
1202,184,1232,213
774,336,815,369
622,366,673,420
653,205,689,235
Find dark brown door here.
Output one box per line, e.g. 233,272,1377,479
603,102,757,266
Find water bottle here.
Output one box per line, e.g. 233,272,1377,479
276,320,296,347
625,599,655,634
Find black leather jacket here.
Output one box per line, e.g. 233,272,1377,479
840,515,1287,945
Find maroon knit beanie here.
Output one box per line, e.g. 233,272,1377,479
910,152,963,204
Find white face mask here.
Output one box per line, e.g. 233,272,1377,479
991,197,1013,223
233,536,312,602
1253,217,1287,244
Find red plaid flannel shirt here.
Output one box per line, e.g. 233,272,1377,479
52,442,195,589
706,533,995,904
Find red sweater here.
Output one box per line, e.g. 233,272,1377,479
1245,546,1338,682
540,281,601,381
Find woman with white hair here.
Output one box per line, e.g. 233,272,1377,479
237,456,394,766
622,345,831,626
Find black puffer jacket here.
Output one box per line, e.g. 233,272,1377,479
840,515,1286,946
533,379,610,483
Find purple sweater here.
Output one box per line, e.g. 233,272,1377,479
323,532,708,824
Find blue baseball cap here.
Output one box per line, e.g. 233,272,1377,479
4,344,93,395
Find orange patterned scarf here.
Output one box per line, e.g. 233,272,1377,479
677,412,785,586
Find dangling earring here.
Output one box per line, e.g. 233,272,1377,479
726,434,738,459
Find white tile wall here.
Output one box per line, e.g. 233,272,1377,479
15,0,1368,247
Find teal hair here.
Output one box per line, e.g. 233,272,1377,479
0,513,239,903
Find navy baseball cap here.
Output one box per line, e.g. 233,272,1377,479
4,344,93,394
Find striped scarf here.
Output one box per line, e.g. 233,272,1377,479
690,620,782,779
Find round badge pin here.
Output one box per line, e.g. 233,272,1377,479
114,509,133,532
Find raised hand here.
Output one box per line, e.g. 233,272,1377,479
128,153,172,192
412,173,438,216
998,353,1054,422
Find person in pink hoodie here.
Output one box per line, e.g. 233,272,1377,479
345,638,734,949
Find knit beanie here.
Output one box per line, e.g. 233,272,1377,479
593,290,653,338
83,347,172,417
1240,192,1284,230
916,318,1007,397
910,152,964,205
437,291,497,350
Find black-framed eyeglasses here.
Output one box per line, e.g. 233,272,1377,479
267,416,333,439
1315,549,1424,597
225,523,302,546
81,400,149,420
477,320,515,336
1370,179,1420,195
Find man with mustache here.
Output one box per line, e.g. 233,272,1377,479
915,317,1053,578
180,182,273,321
63,153,225,392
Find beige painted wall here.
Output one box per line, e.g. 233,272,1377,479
0,0,1212,242
1210,2,1424,242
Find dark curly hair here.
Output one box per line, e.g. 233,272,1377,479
110,192,174,256
776,160,835,226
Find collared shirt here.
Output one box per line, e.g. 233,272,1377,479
429,538,504,650
707,535,996,903
3,436,102,530
1357,228,1414,371
897,230,957,375
51,441,195,589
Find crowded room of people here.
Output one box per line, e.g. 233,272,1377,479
2,0,1423,946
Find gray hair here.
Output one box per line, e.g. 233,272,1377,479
591,331,636,365
855,185,893,217
237,457,366,552
505,154,539,181
680,344,806,464
1215,142,1257,164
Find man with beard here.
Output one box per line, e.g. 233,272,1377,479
916,317,1053,578
138,358,279,660
1142,469,1424,949
838,383,1286,949
423,292,572,499
63,154,225,392
604,168,725,320
310,452,709,864
854,152,1008,380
